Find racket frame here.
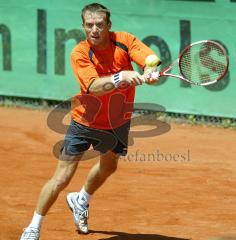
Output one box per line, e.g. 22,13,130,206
150,40,229,86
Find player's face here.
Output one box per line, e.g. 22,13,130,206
83,11,111,49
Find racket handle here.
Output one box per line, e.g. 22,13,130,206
151,72,160,79
142,71,160,82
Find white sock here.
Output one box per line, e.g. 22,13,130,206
28,211,44,230
78,186,91,207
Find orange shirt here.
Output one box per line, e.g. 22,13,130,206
70,31,155,129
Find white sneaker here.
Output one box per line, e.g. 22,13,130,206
66,192,89,234
20,227,40,240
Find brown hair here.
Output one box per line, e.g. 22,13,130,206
81,3,111,23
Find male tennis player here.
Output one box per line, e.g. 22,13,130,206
20,2,160,239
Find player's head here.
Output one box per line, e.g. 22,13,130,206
81,3,111,24
81,3,112,49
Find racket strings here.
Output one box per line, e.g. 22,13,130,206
179,42,228,84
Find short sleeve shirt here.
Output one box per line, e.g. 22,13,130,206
70,32,155,129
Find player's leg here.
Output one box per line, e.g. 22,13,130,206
36,119,91,216
84,150,119,194
20,152,83,240
20,119,90,239
36,152,82,216
66,151,119,234
66,120,130,234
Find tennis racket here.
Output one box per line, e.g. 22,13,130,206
145,40,229,86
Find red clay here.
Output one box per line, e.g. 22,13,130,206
0,107,236,240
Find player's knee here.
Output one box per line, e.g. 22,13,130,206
59,151,83,162
51,175,71,191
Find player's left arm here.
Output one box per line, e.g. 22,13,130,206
125,32,161,84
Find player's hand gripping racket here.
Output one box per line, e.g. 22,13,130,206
145,40,229,86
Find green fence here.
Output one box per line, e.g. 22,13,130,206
0,0,235,118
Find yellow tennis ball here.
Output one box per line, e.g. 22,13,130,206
145,54,160,67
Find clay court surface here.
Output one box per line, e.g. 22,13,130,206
0,107,236,240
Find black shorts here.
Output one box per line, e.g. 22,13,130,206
60,119,130,156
